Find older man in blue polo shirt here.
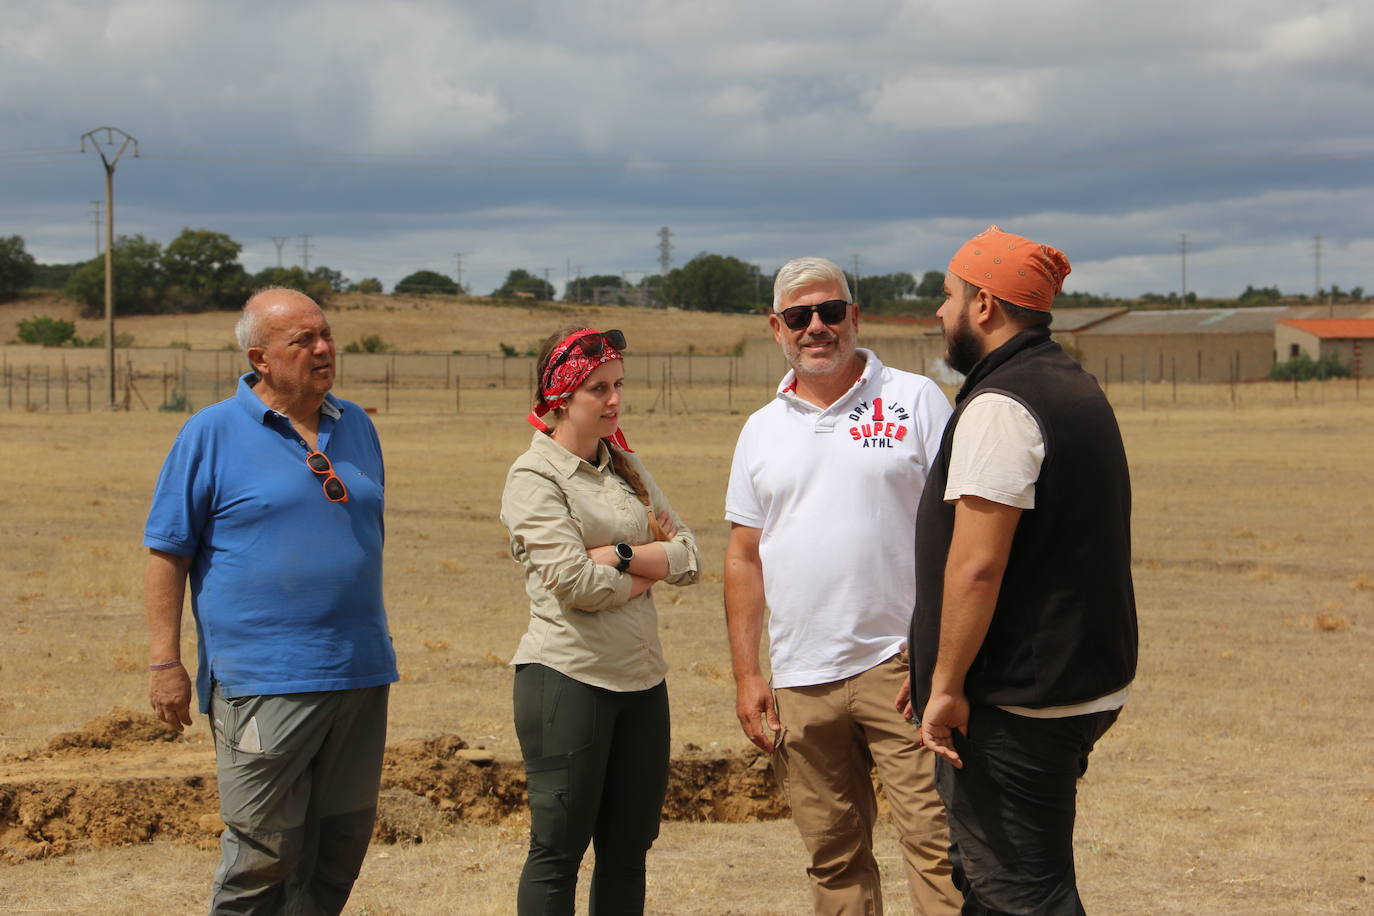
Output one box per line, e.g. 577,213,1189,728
144,287,397,915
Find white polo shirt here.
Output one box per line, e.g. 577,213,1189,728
725,349,952,688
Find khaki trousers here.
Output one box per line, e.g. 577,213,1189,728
773,654,961,916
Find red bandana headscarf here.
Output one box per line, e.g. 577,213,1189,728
526,328,632,451
947,225,1071,312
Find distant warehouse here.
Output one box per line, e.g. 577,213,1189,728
1275,318,1374,378
1070,306,1291,384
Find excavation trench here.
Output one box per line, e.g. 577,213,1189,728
1,710,788,863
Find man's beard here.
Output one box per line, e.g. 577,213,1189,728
787,330,841,375
943,309,983,376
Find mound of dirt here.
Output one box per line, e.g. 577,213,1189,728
3,718,788,863
1,775,218,863
39,708,183,755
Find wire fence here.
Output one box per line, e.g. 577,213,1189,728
0,347,1366,416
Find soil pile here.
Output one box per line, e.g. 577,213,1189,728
3,710,788,863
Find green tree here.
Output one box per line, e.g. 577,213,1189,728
0,235,37,301
565,274,624,302
350,277,384,294
309,265,350,294
915,270,945,299
1238,284,1282,304
64,234,166,317
395,270,460,295
662,253,759,312
28,262,80,290
493,268,554,300
161,228,249,311
16,315,76,346
250,266,336,305
854,272,916,313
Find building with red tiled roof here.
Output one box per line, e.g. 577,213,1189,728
1275,318,1374,377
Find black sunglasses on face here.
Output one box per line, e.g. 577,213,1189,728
777,300,850,331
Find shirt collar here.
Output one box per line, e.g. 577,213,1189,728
234,372,343,423
528,429,611,478
776,348,882,413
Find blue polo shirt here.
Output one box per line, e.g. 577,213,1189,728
145,373,398,712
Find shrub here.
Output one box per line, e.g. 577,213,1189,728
1269,353,1350,381
16,315,76,347
499,342,518,357
343,334,390,354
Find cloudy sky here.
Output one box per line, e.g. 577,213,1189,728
3,0,1372,299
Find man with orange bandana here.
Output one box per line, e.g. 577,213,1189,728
909,227,1138,914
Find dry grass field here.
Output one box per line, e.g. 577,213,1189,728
0,292,771,356
2,303,1373,912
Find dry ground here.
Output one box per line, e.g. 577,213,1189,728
2,378,1373,913
0,292,770,356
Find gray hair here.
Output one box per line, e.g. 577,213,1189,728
236,285,305,354
772,257,852,311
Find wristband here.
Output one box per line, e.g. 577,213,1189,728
148,659,183,671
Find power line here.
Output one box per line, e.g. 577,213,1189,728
299,234,313,271
271,236,289,268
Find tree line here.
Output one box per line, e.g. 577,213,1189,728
3,232,1367,317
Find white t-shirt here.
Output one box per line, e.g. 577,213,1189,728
725,349,953,688
944,391,1130,716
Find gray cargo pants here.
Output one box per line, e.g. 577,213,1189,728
209,683,389,916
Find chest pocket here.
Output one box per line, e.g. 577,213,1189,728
565,473,644,547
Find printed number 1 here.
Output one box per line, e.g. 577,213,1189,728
872,398,884,422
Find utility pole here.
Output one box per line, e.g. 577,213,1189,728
565,256,572,300
299,234,313,271
454,253,464,292
80,126,139,410
271,236,288,268
851,254,861,299
89,200,102,257
1313,235,1326,314
1180,233,1188,300
658,226,673,275
542,267,552,301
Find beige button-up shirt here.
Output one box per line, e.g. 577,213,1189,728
501,431,700,691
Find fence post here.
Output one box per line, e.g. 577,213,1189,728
1171,356,1177,403
455,375,461,414
385,365,391,413
86,368,92,411
63,358,70,413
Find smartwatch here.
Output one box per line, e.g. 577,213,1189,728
614,542,634,573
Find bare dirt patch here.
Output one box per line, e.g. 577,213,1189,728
3,710,787,865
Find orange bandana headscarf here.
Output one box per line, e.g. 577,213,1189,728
947,225,1071,312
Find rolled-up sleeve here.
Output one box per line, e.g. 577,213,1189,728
501,466,634,611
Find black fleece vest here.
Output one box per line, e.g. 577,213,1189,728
910,327,1138,715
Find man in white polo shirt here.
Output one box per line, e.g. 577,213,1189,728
724,256,960,915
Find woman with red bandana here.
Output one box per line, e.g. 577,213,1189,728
500,326,701,914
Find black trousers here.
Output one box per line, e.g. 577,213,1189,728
936,704,1120,916
513,663,670,916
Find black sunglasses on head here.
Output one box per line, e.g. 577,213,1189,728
542,329,628,389
567,329,626,355
777,300,850,331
